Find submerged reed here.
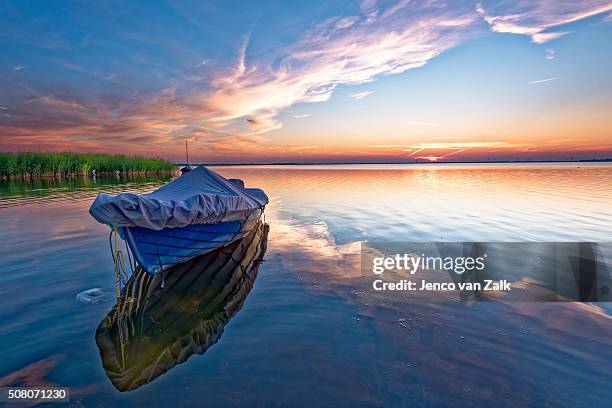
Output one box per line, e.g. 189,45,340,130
0,151,175,178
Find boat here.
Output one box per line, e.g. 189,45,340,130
96,222,268,391
89,166,268,275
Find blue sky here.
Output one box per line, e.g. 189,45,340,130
1,0,611,162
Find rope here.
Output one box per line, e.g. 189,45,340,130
110,226,131,302
113,226,124,300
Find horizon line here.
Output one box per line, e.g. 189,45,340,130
178,158,612,166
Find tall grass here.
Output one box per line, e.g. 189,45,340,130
0,152,176,178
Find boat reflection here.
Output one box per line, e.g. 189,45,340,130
95,222,269,392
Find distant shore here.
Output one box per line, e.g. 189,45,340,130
180,158,612,167
1,152,175,179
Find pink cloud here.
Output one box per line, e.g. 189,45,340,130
476,0,612,43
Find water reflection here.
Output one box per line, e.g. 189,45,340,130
95,222,268,391
212,163,612,242
0,174,171,208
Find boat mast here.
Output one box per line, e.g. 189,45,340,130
185,138,189,166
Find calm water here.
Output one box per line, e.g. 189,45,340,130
1,163,611,407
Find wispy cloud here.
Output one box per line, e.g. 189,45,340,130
405,141,525,161
369,144,414,148
477,1,612,43
372,141,522,157
290,114,310,119
405,141,522,158
288,145,319,151
349,91,373,100
202,0,478,134
418,156,445,161
529,76,562,84
545,48,555,60
407,141,520,149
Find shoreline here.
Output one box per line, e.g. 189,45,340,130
1,152,176,180
0,170,176,180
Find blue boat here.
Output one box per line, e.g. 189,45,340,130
89,166,268,274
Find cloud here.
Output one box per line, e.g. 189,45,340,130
203,0,477,134
195,59,208,68
349,91,373,100
290,114,310,119
477,1,612,43
1,0,609,156
369,144,414,148
407,141,520,149
288,145,319,151
417,156,444,161
532,31,570,43
372,141,523,158
529,76,562,84
335,16,359,30
360,0,380,23
545,48,555,60
404,141,523,158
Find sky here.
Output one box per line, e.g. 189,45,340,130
0,0,611,163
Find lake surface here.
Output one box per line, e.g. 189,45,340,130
1,163,611,407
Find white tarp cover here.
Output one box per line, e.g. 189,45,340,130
89,166,268,230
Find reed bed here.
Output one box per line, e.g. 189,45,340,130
0,152,175,178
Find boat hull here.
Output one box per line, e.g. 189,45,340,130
118,208,263,274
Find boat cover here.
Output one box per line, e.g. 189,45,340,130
89,166,268,230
